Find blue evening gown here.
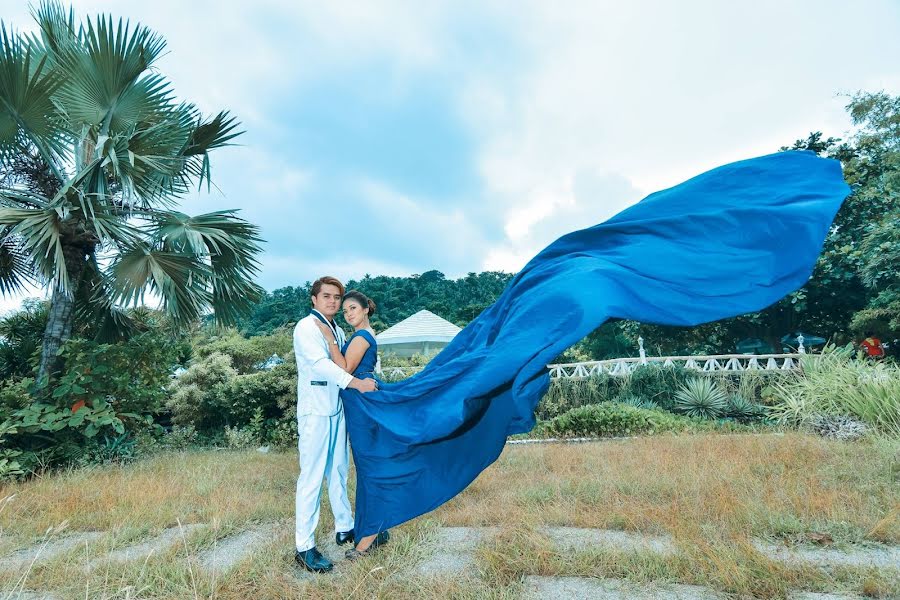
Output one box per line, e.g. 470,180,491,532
340,150,851,537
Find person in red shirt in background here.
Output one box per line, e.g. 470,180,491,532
860,331,886,359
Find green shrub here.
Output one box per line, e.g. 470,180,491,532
0,420,24,480
536,366,783,422
725,395,767,423
542,402,687,438
167,352,238,428
193,328,292,374
4,333,178,472
379,351,440,369
0,299,47,379
618,364,692,410
0,377,32,414
224,425,258,449
81,433,137,465
51,334,177,424
536,374,617,419
674,378,728,419
218,363,296,424
162,425,199,450
770,345,900,435
768,382,814,428
167,353,296,435
618,395,659,410
268,417,298,448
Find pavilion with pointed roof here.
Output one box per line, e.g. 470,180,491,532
375,309,462,357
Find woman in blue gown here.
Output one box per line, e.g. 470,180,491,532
314,289,391,558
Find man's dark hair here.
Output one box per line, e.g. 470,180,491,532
311,276,345,301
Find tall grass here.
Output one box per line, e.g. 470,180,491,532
770,346,900,436
0,435,897,598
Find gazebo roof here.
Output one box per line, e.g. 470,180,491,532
376,310,462,345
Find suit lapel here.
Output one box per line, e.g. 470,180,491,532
310,310,341,342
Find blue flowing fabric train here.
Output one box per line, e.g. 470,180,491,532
340,151,850,537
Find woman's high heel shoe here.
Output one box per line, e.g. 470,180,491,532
344,546,371,561
344,530,390,561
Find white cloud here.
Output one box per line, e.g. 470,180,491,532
2,0,898,301
454,0,900,271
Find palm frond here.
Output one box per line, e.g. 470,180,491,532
184,111,243,154
73,252,138,343
0,205,69,291
182,110,243,190
108,118,193,206
38,7,171,135
0,23,69,178
150,209,263,325
0,236,36,295
30,1,78,58
0,147,62,199
109,242,211,327
0,187,51,209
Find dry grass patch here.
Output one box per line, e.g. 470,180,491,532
0,433,896,598
436,433,899,545
0,450,297,540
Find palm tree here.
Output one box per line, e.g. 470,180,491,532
0,2,264,383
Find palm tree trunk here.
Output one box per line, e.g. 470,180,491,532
36,239,90,384
37,285,77,383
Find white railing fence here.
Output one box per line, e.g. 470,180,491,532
378,335,808,380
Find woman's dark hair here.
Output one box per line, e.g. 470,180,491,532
344,289,376,316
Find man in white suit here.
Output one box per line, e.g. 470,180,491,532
293,276,377,573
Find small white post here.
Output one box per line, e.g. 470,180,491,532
797,334,805,354
638,336,647,365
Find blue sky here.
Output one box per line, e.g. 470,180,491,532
2,0,899,312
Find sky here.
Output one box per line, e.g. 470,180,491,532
2,0,899,313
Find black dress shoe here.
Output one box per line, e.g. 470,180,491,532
295,547,333,573
335,529,355,546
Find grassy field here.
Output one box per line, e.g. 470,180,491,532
1,433,897,599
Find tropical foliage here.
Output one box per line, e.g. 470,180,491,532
0,2,263,383
769,345,900,436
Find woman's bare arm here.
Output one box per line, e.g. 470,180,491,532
342,336,371,375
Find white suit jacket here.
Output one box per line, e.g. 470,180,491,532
293,310,353,417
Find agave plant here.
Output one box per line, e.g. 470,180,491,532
725,394,765,423
674,378,727,420
618,395,659,410
0,2,263,382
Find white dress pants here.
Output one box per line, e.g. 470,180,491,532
295,412,354,552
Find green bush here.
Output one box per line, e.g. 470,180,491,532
618,364,692,410
770,345,900,435
167,352,238,429
161,425,200,450
193,328,292,374
536,374,617,420
224,425,259,449
3,333,178,473
167,353,296,435
0,299,47,379
268,417,298,448
0,378,32,415
536,365,784,422
725,395,767,423
618,395,659,410
0,420,24,480
218,363,296,423
542,402,688,438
